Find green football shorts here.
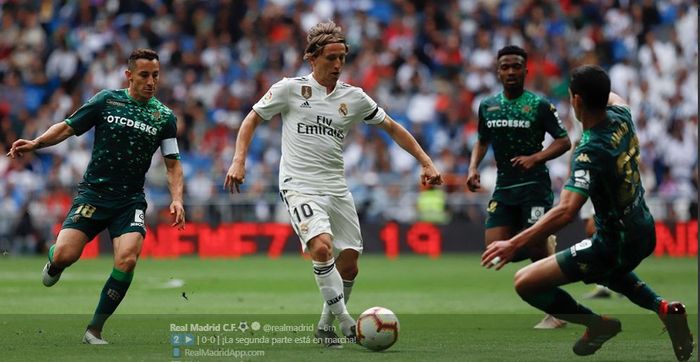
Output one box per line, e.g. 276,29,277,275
61,187,148,240
555,231,656,284
484,182,554,229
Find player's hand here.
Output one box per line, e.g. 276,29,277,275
481,240,516,271
224,161,246,193
511,154,539,171
170,200,186,230
421,163,443,186
466,168,480,192
6,139,37,159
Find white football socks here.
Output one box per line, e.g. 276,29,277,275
313,259,354,336
318,279,355,330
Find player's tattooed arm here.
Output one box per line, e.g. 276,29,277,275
7,122,75,158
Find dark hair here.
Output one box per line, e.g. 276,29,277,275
497,45,527,61
303,21,349,61
569,65,610,111
127,48,159,70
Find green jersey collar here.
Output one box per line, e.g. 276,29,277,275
123,89,156,106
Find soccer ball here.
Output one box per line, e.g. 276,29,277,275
357,306,399,351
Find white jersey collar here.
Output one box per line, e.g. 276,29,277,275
308,73,337,96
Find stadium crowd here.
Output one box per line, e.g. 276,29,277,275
0,0,697,253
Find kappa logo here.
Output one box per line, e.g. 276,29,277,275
576,153,591,163
300,101,312,108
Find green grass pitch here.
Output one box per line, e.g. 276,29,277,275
0,254,696,361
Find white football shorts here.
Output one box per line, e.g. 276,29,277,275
280,190,363,254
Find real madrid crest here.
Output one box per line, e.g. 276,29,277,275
338,103,348,116
301,85,312,99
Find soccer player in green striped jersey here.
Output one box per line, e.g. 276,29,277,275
467,45,571,329
482,65,693,361
7,48,185,344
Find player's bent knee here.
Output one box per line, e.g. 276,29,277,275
115,254,138,272
513,267,535,297
52,245,81,267
308,235,333,261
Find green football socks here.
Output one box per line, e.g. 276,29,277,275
521,287,602,327
88,268,134,331
606,272,662,312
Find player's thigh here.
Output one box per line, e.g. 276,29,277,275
554,237,615,285
485,226,513,246
280,190,332,252
113,232,145,259
328,193,363,255
53,228,91,263
514,254,571,295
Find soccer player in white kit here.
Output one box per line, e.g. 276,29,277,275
224,21,443,347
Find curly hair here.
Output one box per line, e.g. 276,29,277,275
303,21,349,61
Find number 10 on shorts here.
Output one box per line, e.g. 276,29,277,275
292,203,313,222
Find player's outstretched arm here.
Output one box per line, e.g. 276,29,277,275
376,115,442,186
224,110,265,193
164,157,185,230
6,121,75,158
467,139,489,192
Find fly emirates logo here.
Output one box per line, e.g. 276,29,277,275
106,115,157,135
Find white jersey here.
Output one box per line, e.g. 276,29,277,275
253,74,386,196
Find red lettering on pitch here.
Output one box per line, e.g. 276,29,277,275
654,222,675,256
199,223,257,258
379,222,400,259
687,220,697,256
262,223,293,258
198,224,233,257
675,222,687,256
406,222,442,258
654,222,697,257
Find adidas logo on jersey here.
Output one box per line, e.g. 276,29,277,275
300,101,312,108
